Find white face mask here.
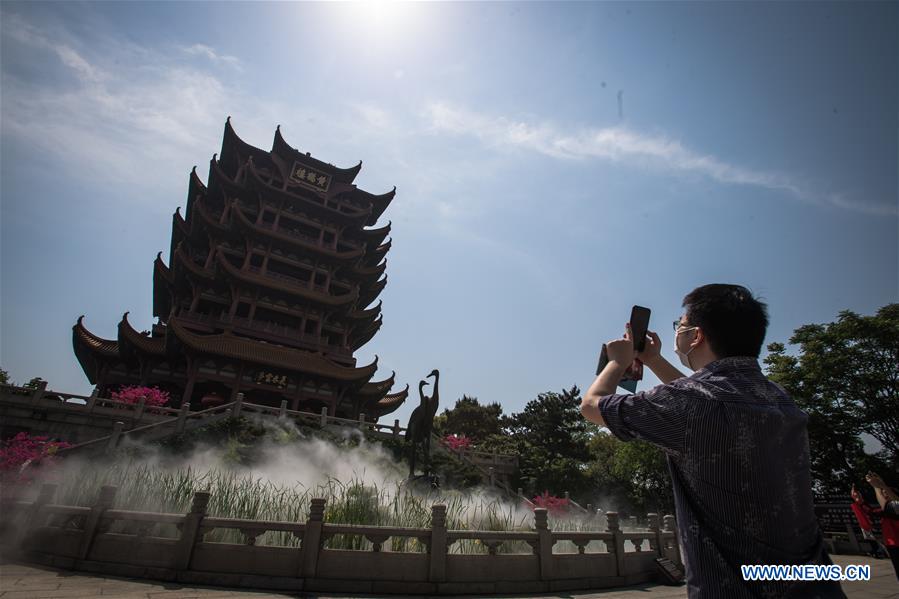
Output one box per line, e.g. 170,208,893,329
674,326,698,370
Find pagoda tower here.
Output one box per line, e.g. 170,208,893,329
73,119,408,420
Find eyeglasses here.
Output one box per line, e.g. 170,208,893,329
673,320,698,333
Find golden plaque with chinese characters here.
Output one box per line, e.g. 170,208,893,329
255,371,289,389
289,161,331,193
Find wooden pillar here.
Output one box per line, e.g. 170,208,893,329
228,287,240,320
189,286,201,312
248,291,258,321
262,243,272,271
204,244,216,269
96,364,110,398
138,358,150,386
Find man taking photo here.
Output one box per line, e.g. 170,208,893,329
581,284,845,598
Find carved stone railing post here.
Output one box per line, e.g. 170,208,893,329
534,507,553,580
393,419,400,438
279,400,288,419
175,491,210,570
320,407,328,427
606,511,625,576
647,513,661,555
359,413,366,429
301,498,326,578
106,421,124,453
133,397,146,421
78,485,117,559
663,514,680,564
429,504,447,583
176,403,190,433
87,388,99,412
231,392,244,418
19,483,57,547
30,380,48,405
488,466,496,487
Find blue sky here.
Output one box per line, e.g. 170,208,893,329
1,2,896,429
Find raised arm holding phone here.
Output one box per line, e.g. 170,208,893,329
580,284,845,599
583,326,687,419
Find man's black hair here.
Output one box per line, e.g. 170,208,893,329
682,284,769,358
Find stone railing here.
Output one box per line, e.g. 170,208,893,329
1,485,681,595
2,386,524,501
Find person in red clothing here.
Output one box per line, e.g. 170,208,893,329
850,486,885,557
865,473,899,581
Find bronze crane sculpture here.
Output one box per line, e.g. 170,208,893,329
406,379,429,478
422,369,440,466
405,369,441,483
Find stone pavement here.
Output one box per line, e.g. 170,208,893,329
0,555,895,598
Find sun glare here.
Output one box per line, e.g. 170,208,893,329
335,1,425,46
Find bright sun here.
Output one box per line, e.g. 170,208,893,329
335,1,424,44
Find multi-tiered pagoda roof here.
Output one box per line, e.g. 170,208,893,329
73,119,407,420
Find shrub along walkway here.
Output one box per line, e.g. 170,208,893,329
0,555,894,598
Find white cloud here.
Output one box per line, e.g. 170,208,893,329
423,102,898,217
182,43,242,70
0,19,245,200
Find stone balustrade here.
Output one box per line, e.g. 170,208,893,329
1,484,681,595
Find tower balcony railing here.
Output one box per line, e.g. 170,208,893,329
231,316,351,358
246,265,329,294
256,221,323,247
177,311,350,357
178,311,220,326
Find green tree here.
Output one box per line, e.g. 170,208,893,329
432,395,504,444
764,304,897,493
505,386,591,500
0,368,10,385
586,432,674,515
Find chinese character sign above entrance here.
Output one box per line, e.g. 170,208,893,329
289,161,331,192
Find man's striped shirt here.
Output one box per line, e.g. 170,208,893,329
600,356,845,598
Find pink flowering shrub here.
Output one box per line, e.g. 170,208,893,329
111,385,171,407
442,434,472,451
0,432,71,492
531,491,570,515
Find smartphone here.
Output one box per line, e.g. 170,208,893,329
595,305,652,391
629,305,651,352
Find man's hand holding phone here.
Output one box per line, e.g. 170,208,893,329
606,336,636,367
635,330,663,367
